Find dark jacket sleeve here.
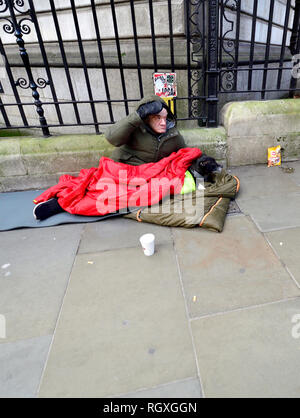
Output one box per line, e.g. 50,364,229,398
176,131,187,150
104,111,144,147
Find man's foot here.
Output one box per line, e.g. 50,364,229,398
33,198,64,221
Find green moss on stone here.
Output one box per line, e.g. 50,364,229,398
0,129,32,137
19,134,114,155
223,99,300,125
0,138,21,156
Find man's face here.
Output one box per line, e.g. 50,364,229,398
147,108,168,134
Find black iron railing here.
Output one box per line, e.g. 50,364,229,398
219,0,300,98
0,0,299,137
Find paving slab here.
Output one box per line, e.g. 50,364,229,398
237,192,300,232
0,335,52,398
172,216,300,318
191,298,300,398
286,160,300,186
229,163,300,200
0,224,84,342
265,227,300,288
230,162,300,232
38,245,197,398
117,377,202,398
78,217,172,254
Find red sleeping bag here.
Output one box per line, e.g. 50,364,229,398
33,147,202,216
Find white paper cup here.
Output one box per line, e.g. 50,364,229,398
139,233,155,256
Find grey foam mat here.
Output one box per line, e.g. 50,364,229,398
0,190,125,231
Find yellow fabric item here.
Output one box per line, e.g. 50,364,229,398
180,170,196,194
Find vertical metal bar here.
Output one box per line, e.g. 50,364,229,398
248,0,258,90
186,1,206,125
28,0,63,125
289,0,300,95
49,0,81,124
207,0,219,127
167,0,176,116
70,0,99,133
233,0,241,90
290,0,300,55
185,0,192,118
110,0,129,115
0,38,28,126
91,0,114,123
201,0,207,124
219,0,224,91
277,0,291,90
261,0,275,99
148,0,158,72
167,0,175,72
6,0,50,136
129,0,144,99
0,96,11,128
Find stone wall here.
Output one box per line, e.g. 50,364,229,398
221,98,300,166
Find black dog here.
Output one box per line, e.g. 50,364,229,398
189,153,223,183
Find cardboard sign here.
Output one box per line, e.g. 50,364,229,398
153,73,177,98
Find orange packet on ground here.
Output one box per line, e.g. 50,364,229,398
268,145,281,167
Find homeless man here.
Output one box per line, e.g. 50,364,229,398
32,95,190,220
105,95,187,165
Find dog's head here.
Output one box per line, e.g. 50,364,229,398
189,154,223,182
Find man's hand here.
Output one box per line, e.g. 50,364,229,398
137,101,163,120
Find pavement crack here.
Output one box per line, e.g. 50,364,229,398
170,227,205,398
